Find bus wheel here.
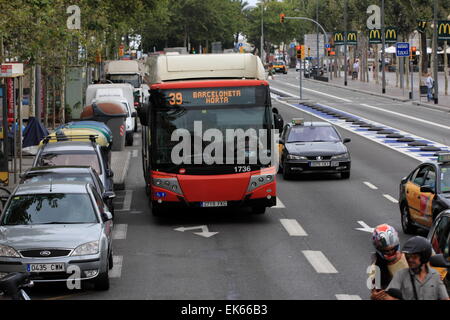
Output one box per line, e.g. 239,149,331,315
252,206,266,215
151,202,163,217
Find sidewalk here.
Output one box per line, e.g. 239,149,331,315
312,70,450,111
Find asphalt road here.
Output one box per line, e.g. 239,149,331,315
27,73,448,300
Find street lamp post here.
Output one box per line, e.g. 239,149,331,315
344,0,348,86
381,0,386,94
433,0,439,104
260,1,265,63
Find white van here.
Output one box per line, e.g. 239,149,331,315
92,97,136,146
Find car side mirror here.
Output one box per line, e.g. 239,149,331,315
278,138,284,144
131,111,137,117
343,138,351,144
429,254,450,268
102,191,116,201
102,211,113,222
420,185,434,193
107,169,114,178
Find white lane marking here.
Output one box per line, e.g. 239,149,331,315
336,294,362,300
109,256,123,278
383,194,399,204
273,197,286,208
122,190,133,211
360,103,450,131
112,224,128,240
355,221,374,233
278,82,353,102
280,219,308,236
363,181,378,190
132,150,138,158
302,250,338,274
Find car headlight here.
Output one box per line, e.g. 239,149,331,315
331,153,349,160
0,244,20,258
71,241,99,256
287,154,307,160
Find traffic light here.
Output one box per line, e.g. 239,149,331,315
326,47,331,56
296,45,302,59
411,46,417,58
280,13,285,23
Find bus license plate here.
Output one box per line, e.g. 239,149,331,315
27,263,65,273
310,161,331,167
201,201,228,207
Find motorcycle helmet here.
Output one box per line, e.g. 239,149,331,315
402,236,432,265
372,224,400,262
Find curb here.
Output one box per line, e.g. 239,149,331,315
306,78,450,112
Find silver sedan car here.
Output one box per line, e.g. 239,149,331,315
0,181,113,290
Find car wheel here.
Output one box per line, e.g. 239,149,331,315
125,133,134,146
401,203,417,234
251,206,266,214
94,258,110,291
341,172,350,179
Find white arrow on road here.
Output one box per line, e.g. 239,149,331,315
355,221,374,233
174,225,218,238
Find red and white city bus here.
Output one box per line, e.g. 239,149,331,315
139,53,278,215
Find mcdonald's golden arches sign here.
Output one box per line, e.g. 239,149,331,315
369,29,381,44
385,27,397,44
438,21,450,40
333,32,344,45
347,31,357,45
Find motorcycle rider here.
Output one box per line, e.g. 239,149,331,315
378,236,449,300
369,224,408,300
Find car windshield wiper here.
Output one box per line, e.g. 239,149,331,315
287,140,308,143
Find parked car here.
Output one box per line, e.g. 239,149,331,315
0,181,113,290
20,166,115,215
32,140,114,194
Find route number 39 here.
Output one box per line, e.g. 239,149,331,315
169,93,183,105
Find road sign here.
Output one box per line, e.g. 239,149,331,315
290,43,295,48
237,42,243,47
396,42,410,57
325,44,330,49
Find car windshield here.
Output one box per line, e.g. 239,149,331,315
23,172,95,186
440,166,450,192
37,152,102,175
1,194,98,225
287,126,340,143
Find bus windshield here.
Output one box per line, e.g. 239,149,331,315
152,85,272,168
108,74,141,88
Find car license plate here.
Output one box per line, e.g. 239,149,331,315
27,263,65,273
310,161,331,167
201,201,228,207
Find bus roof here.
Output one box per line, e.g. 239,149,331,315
146,53,266,84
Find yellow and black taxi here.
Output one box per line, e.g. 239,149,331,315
272,61,288,74
399,153,450,234
278,119,351,180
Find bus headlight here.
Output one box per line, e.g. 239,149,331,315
152,177,183,195
247,173,275,192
